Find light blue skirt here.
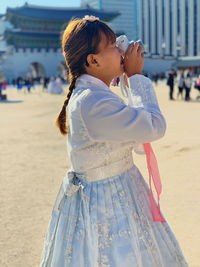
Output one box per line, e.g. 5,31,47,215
40,165,188,267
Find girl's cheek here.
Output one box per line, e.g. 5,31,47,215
116,48,121,57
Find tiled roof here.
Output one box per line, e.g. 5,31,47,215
7,3,119,21
0,50,6,56
5,30,60,39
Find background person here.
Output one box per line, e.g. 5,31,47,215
167,69,176,100
177,70,185,100
184,73,193,101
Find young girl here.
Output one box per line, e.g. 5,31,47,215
40,16,188,267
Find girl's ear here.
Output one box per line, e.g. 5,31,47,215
86,54,99,67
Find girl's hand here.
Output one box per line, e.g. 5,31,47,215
124,42,144,77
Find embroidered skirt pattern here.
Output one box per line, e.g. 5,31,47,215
40,165,188,267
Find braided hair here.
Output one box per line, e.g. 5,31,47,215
56,18,116,135
56,74,77,135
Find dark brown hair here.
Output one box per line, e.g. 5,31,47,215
56,18,116,135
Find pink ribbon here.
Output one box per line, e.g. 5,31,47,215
143,143,166,222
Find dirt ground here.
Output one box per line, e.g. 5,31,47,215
0,81,200,267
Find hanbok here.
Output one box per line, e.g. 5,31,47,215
40,74,188,266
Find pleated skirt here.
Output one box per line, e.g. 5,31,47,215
40,165,188,267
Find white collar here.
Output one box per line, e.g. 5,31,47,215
76,74,110,91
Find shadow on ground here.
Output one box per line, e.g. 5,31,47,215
0,100,24,104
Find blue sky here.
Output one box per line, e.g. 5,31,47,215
0,0,81,14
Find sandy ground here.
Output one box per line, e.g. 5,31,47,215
0,81,200,267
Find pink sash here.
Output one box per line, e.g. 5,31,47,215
143,143,166,222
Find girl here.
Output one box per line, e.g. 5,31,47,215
40,16,188,266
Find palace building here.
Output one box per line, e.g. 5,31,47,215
0,3,118,81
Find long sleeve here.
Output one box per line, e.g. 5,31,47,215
127,74,160,109
126,74,166,153
80,84,166,143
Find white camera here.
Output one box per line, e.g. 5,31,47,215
115,35,145,98
116,35,145,53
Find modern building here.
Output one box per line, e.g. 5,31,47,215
0,3,118,81
138,0,200,58
81,0,138,41
80,0,200,74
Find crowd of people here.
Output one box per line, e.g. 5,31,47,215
9,75,65,94
110,69,200,102
166,69,200,101
1,70,200,101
